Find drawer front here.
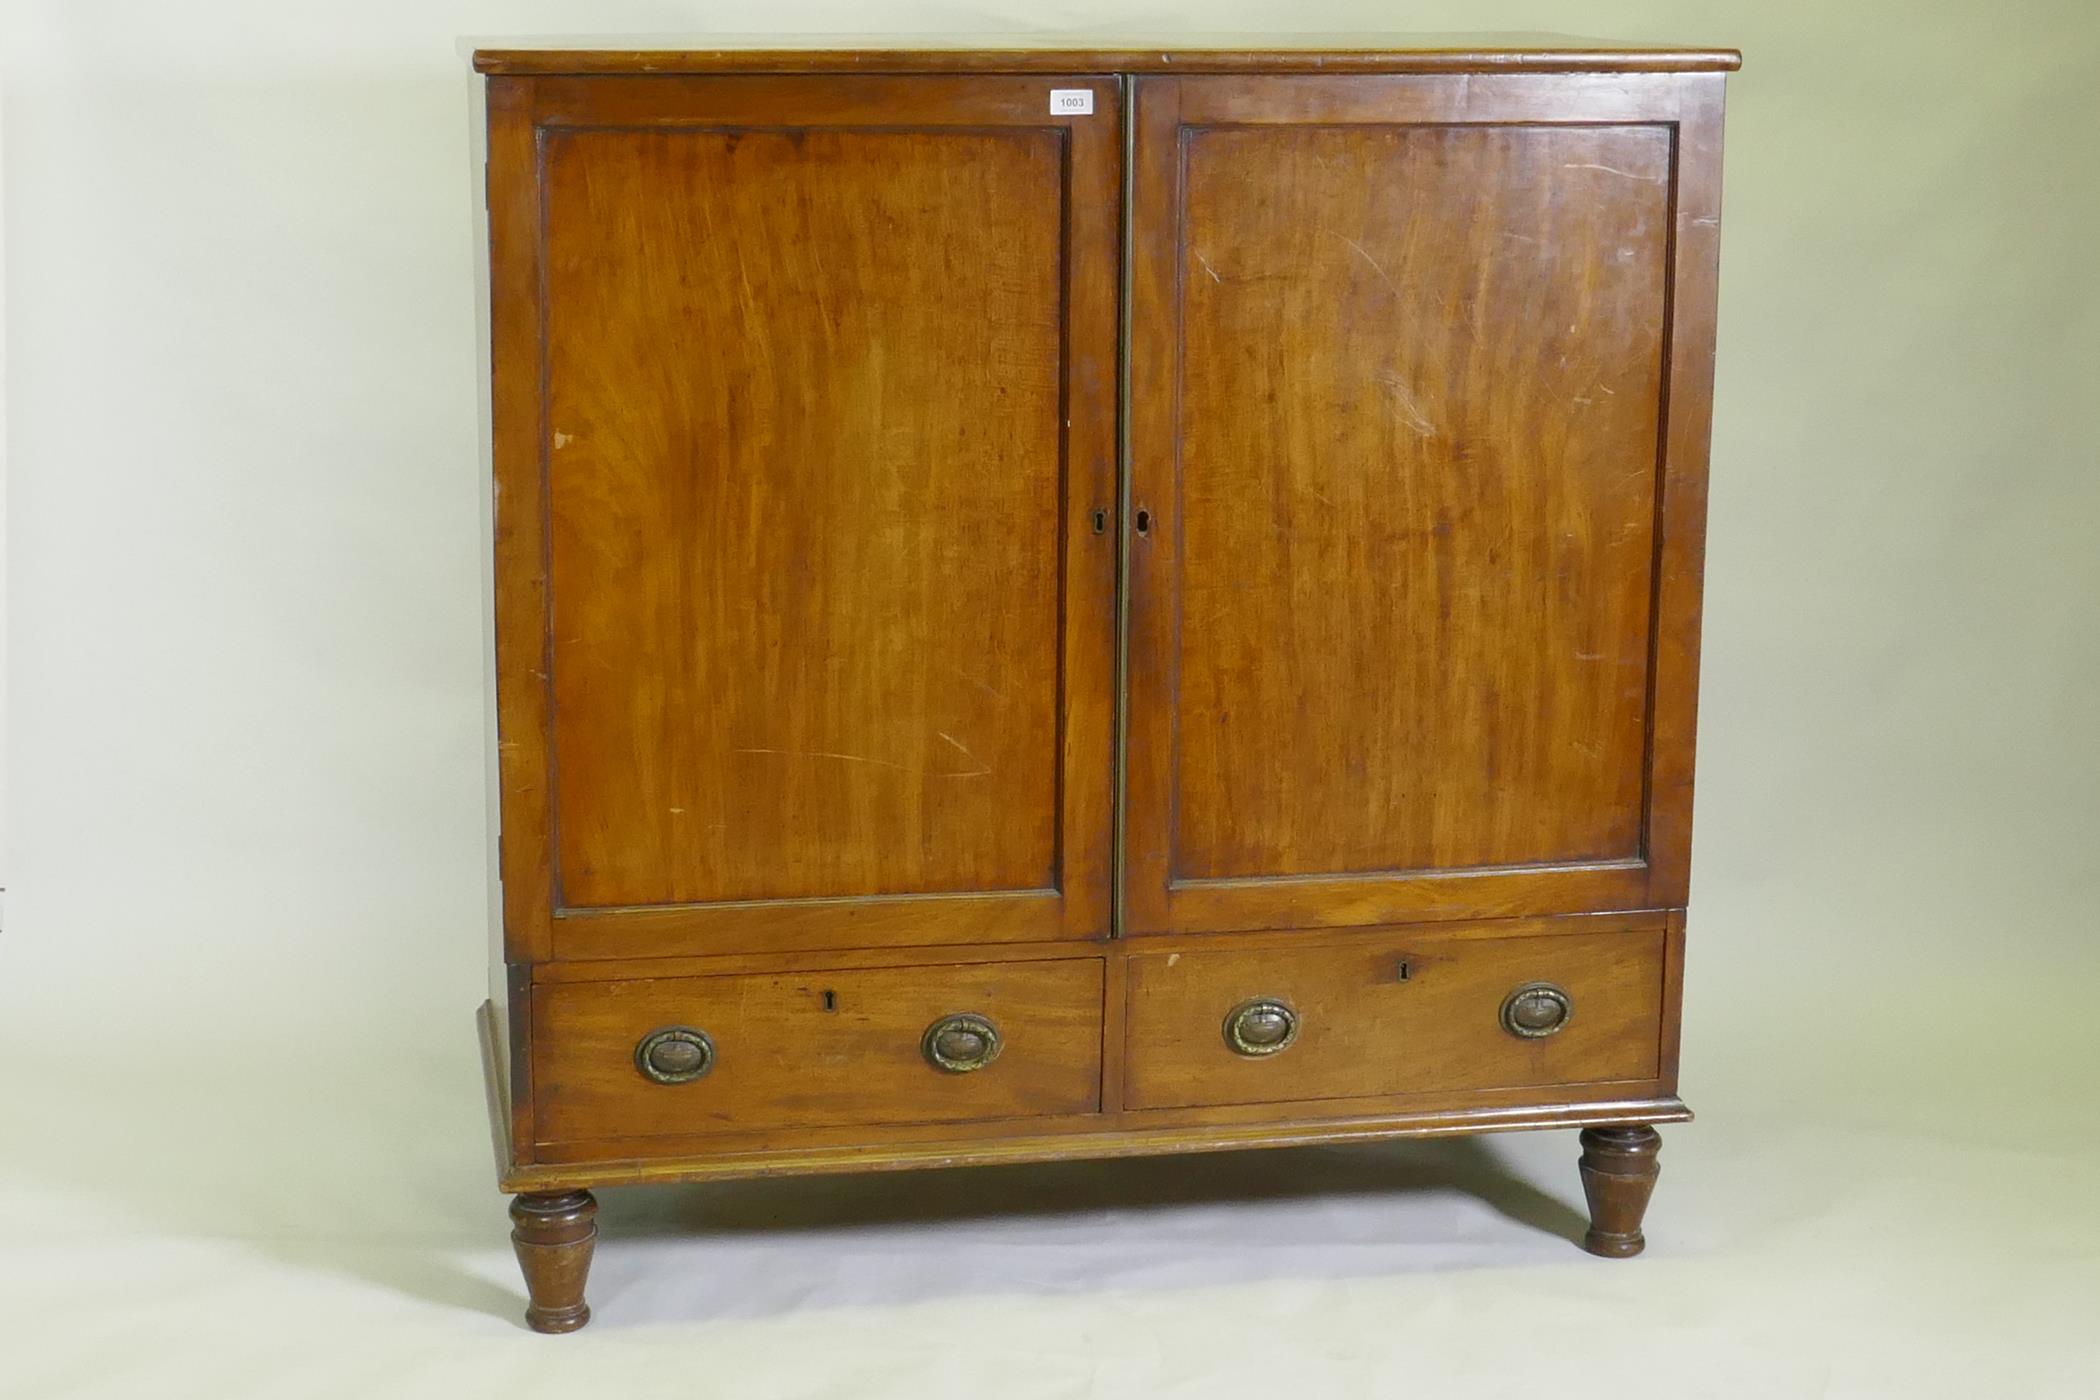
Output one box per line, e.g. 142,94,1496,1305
1124,929,1664,1111
534,958,1103,1144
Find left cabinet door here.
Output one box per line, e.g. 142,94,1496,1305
486,75,1122,961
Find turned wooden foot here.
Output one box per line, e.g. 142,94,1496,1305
510,1190,597,1332
1578,1126,1661,1258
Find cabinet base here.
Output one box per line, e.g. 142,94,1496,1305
481,1001,1682,1330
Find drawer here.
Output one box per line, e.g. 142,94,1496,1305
532,958,1103,1144
1123,929,1664,1111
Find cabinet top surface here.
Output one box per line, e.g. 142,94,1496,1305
470,35,1741,76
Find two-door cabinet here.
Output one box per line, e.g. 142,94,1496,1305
472,42,1736,1332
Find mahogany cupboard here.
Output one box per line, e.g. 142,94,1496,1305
471,43,1736,1332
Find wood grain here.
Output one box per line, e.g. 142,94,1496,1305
1643,74,1730,908
1124,71,1716,935
544,125,1064,908
531,958,1104,1143
1578,1124,1663,1257
480,1003,1690,1187
486,75,1122,960
526,907,1666,980
509,1191,596,1332
1171,121,1668,881
486,75,555,963
549,893,1070,962
1123,926,1665,1110
532,934,1113,985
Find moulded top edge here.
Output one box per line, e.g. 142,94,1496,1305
470,46,1743,78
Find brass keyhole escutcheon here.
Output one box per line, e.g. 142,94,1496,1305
1500,982,1573,1039
1223,998,1299,1057
634,1026,716,1084
922,1013,1002,1073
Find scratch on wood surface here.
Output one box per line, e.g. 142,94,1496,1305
553,431,574,450
1377,370,1438,438
935,734,993,778
943,665,1010,703
1563,162,1664,182
1193,250,1223,283
732,747,909,772
1333,233,1402,298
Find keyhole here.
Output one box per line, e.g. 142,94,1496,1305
1134,508,1151,535
1396,961,1412,982
1091,508,1108,534
822,989,837,1012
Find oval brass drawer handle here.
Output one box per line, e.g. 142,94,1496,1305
1500,982,1574,1039
922,1013,1002,1073
634,1026,716,1084
1223,997,1299,1056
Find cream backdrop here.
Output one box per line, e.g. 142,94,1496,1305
4,3,2097,1397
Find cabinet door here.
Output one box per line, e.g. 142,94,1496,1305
487,75,1121,960
1123,74,1724,935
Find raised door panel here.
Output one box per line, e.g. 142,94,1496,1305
487,76,1122,959
544,128,1064,910
1124,74,1725,934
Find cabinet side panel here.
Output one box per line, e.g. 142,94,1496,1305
472,68,506,1047
472,73,523,1166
